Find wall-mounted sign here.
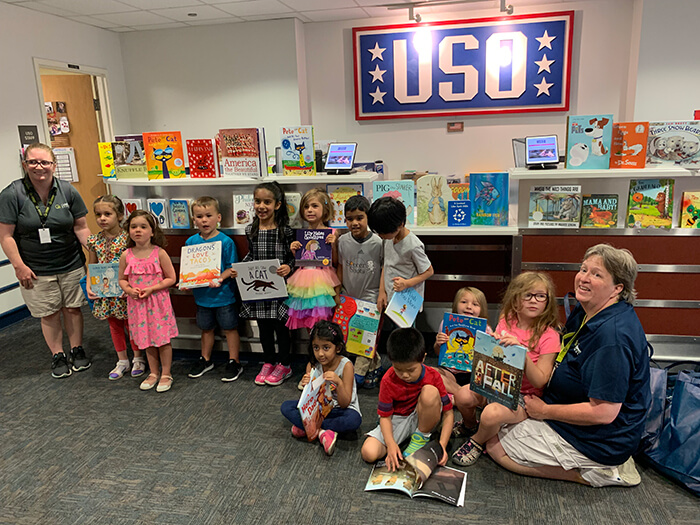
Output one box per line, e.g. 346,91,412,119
353,11,573,120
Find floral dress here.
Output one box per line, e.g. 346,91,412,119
87,231,129,320
123,247,178,349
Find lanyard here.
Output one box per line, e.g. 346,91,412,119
556,315,588,364
23,177,57,228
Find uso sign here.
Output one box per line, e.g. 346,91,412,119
353,11,573,120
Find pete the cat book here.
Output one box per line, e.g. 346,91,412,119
281,126,316,176
143,131,186,179
438,313,488,373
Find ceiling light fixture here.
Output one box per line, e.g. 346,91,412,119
385,0,514,23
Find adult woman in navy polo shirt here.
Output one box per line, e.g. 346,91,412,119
486,244,650,487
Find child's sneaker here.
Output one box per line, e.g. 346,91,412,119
221,359,243,382
188,356,214,378
291,425,307,439
451,438,483,467
109,360,131,380
319,429,338,456
265,363,292,386
131,357,147,378
255,363,275,385
403,431,430,457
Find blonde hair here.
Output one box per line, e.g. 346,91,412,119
24,143,56,163
300,188,333,226
500,272,560,351
583,244,637,304
452,287,488,319
191,196,220,214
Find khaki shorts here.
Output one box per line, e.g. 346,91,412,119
21,267,86,318
366,411,419,446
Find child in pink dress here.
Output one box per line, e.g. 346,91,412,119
118,210,178,393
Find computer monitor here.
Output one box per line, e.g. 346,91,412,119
525,135,559,169
324,143,358,173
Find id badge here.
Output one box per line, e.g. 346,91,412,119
39,228,51,244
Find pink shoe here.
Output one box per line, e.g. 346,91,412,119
319,429,337,456
255,363,275,385
291,425,306,439
265,363,292,386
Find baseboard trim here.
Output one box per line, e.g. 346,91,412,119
0,305,31,330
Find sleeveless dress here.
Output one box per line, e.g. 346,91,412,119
124,247,178,349
87,231,129,320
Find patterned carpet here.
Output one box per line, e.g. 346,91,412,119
0,308,697,525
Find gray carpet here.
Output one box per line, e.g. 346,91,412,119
0,307,697,525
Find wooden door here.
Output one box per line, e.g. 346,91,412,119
41,73,106,234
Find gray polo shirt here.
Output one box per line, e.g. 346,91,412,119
382,231,431,303
337,231,383,302
0,177,88,275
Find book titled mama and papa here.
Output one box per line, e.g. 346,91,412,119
438,313,488,373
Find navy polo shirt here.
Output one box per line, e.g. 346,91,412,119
544,301,650,466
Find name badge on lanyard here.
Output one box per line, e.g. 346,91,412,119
39,228,51,244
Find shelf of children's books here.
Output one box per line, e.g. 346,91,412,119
106,173,379,186
412,226,518,236
519,228,700,236
509,167,695,180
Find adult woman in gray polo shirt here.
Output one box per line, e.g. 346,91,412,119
0,143,92,378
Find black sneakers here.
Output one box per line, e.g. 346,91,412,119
51,352,72,378
68,346,92,372
188,356,214,378
221,360,243,382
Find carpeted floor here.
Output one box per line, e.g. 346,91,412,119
0,308,697,525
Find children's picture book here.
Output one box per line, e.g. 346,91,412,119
448,182,469,201
286,192,303,228
281,126,316,176
297,367,334,440
680,191,700,228
385,288,423,329
97,142,115,179
87,263,121,298
372,180,415,225
178,241,222,290
231,259,288,302
438,313,488,373
327,184,363,227
123,199,143,220
186,138,218,178
565,115,614,169
332,295,381,359
143,131,186,179
365,440,467,507
447,200,471,227
147,198,169,229
528,185,582,228
471,331,527,410
112,139,146,179
295,229,332,267
647,121,700,167
627,179,675,229
233,193,255,227
416,175,453,227
580,194,619,228
469,172,509,226
610,122,648,169
169,199,191,229
219,128,266,178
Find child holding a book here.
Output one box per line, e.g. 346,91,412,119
336,195,384,388
118,210,178,392
86,195,145,380
233,182,295,387
451,272,560,466
361,328,453,471
286,188,340,330
185,197,242,382
280,320,362,456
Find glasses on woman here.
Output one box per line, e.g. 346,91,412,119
523,292,548,303
25,159,55,167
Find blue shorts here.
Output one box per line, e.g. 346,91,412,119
196,304,239,331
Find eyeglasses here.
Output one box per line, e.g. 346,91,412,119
25,159,55,167
523,293,549,303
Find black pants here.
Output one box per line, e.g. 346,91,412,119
257,318,291,366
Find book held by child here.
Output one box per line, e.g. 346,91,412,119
438,313,488,373
470,331,527,410
88,263,121,298
385,288,423,328
231,259,289,302
332,295,381,359
178,241,222,290
297,367,334,440
295,229,332,267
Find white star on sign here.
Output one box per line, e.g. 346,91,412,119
368,42,386,61
369,86,386,105
534,77,554,96
536,30,556,50
369,64,386,83
535,54,555,74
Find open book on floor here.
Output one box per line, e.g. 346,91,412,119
364,440,467,507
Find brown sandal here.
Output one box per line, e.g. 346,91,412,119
140,373,159,391
156,375,173,393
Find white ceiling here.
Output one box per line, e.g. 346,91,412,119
0,0,577,32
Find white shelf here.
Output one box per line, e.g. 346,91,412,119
509,166,696,180
107,173,378,187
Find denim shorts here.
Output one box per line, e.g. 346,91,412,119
196,303,239,331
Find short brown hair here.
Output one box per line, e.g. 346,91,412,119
300,188,333,226
583,244,638,304
124,210,167,248
93,195,125,220
191,196,220,214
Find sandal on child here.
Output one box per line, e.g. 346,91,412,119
451,438,484,467
131,357,147,378
140,373,160,391
109,361,131,381
156,375,173,393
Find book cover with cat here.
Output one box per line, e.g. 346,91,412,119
281,126,316,176
295,229,332,267
231,259,288,302
327,184,363,227
565,115,614,169
373,180,415,225
469,172,509,226
647,121,700,167
626,179,674,229
438,313,488,373
186,139,218,178
112,139,146,179
610,122,648,168
580,194,619,228
143,131,186,179
219,128,266,178
528,185,581,228
680,191,700,228
416,175,453,227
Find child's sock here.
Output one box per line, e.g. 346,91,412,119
403,430,431,457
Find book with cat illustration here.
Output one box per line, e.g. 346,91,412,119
528,185,582,228
178,241,222,290
469,172,508,226
365,440,467,507
281,126,316,176
438,313,488,373
231,259,288,302
470,331,527,410
626,179,674,229
143,131,186,179
295,229,332,267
